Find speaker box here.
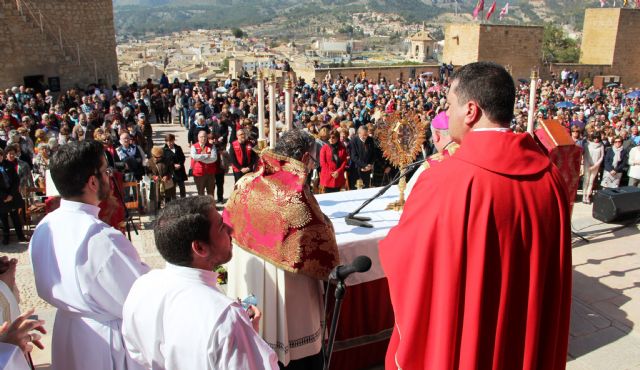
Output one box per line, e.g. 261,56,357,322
592,186,640,223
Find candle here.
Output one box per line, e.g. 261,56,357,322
268,73,277,149
257,71,266,145
284,77,293,131
527,69,539,135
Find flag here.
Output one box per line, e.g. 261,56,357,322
486,0,497,20
473,0,485,20
499,2,509,20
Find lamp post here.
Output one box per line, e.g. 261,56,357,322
268,73,277,149
257,70,266,150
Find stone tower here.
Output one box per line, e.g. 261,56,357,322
580,8,640,86
406,31,436,63
0,0,119,92
443,24,543,80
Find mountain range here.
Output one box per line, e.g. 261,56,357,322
112,0,593,39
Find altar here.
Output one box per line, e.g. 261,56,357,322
316,186,401,370
225,186,401,369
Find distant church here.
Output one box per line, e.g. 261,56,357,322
406,29,437,63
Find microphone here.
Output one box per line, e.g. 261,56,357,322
329,256,372,281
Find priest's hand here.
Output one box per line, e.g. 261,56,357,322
0,308,47,353
248,305,262,333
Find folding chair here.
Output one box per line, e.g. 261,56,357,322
122,181,142,227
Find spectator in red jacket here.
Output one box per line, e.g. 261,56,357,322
319,129,347,193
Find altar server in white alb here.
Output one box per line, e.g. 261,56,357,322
30,141,150,370
122,196,278,370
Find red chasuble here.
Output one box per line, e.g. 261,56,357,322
379,131,572,370
223,149,340,280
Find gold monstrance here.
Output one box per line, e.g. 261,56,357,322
375,110,426,211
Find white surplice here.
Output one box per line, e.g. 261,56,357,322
29,199,150,370
0,281,20,325
0,343,29,370
225,245,325,366
122,264,278,370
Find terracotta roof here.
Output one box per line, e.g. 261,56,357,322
410,31,433,41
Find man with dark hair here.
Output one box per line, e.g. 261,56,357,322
350,125,375,188
380,62,572,369
122,196,278,369
30,141,150,370
224,129,339,369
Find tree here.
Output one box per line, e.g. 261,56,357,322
231,27,244,39
542,23,580,63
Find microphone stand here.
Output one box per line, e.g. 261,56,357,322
322,278,345,370
344,158,426,228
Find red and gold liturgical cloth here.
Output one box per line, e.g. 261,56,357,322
223,150,339,280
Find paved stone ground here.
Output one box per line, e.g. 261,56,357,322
7,121,640,369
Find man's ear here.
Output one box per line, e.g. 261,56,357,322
87,174,99,193
464,100,482,128
432,129,441,144
192,240,209,258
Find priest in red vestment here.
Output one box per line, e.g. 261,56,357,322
379,62,572,370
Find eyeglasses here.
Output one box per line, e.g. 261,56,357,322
614,140,623,143
96,167,113,177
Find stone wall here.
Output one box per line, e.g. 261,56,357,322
0,0,118,92
610,9,640,87
580,8,620,65
313,65,441,83
477,25,543,80
577,8,640,87
443,24,543,81
442,24,480,67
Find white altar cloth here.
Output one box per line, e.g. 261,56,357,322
315,186,401,286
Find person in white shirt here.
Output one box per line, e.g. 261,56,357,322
122,196,278,370
628,144,640,187
30,141,150,370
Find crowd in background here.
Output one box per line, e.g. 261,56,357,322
1,66,639,230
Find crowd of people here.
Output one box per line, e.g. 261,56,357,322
0,59,639,369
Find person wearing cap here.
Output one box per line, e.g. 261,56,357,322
148,146,175,205
405,111,459,197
